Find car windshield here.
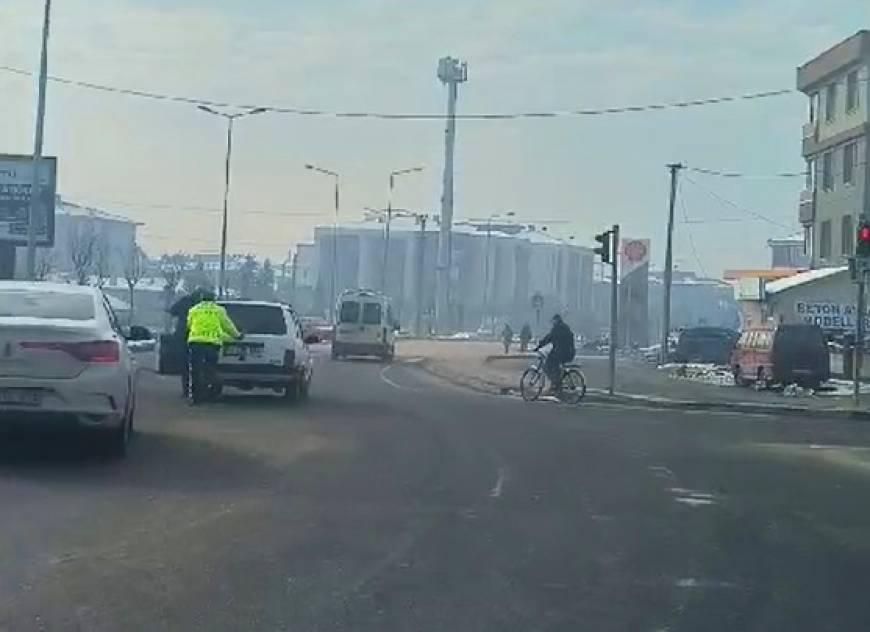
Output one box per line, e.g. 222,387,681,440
0,290,94,320
221,304,286,335
362,302,382,325
339,301,360,323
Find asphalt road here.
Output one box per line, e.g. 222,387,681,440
3,348,870,631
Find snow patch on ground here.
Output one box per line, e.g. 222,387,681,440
660,363,736,387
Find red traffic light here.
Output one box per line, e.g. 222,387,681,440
860,226,870,242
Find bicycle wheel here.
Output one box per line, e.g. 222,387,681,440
520,367,545,401
560,368,587,405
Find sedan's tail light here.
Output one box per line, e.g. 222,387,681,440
21,340,120,363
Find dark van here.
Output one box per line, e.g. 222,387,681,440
672,327,739,365
732,324,830,388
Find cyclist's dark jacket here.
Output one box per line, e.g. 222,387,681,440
538,321,576,362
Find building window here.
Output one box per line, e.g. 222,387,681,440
843,142,856,185
846,70,859,112
804,225,812,257
842,215,854,255
820,220,832,260
806,158,815,190
826,82,837,122
822,151,833,190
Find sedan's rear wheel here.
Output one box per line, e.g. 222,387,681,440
106,402,133,458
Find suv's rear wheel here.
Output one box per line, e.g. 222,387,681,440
283,379,301,402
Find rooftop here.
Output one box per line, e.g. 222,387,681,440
765,266,847,295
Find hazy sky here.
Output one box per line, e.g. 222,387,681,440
1,0,867,275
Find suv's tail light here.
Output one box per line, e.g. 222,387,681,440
21,340,120,363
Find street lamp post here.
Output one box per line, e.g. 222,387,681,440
305,164,340,322
382,166,424,293
197,105,267,297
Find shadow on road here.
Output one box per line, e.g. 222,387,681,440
0,426,278,493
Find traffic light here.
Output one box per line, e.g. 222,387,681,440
858,220,870,258
594,230,612,263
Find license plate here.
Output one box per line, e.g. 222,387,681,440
0,389,42,407
224,344,263,358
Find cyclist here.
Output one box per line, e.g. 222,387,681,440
535,314,576,393
186,289,242,403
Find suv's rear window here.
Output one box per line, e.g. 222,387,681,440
362,302,383,325
221,304,286,335
339,301,360,323
0,290,95,320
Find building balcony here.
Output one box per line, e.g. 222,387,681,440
798,189,815,225
802,121,817,141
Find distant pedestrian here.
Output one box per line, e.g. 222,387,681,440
519,323,532,352
501,323,514,355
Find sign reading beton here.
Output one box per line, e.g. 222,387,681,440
795,301,868,329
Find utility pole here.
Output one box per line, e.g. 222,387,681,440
290,250,299,305
415,215,427,337
661,163,683,364
25,0,52,280
435,56,467,333
609,224,619,396
853,219,870,405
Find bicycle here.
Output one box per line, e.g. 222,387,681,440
520,350,587,404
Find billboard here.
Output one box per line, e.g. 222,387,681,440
619,238,650,347
0,154,57,247
620,238,650,279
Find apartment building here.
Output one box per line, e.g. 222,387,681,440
798,30,870,267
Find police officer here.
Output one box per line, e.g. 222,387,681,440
186,289,242,404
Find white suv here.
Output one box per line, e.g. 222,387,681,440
216,301,313,400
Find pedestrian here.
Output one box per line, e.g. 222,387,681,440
519,323,532,352
186,289,242,404
501,323,514,355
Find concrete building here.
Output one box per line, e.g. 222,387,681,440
768,234,810,269
14,197,139,283
304,217,595,334
798,30,870,267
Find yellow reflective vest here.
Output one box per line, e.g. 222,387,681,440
187,301,241,346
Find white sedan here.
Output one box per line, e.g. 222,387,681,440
0,281,150,456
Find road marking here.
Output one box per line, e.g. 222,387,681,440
489,466,510,498
379,365,415,390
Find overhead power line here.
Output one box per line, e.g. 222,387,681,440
688,166,807,179
682,175,795,231
677,181,708,277
69,196,326,218
0,64,795,121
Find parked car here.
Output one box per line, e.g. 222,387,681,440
216,301,314,400
0,282,152,455
672,327,738,365
731,324,830,388
332,289,397,360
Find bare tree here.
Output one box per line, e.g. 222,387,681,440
69,225,97,285
92,236,111,288
34,249,54,281
122,245,144,325
160,253,188,330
